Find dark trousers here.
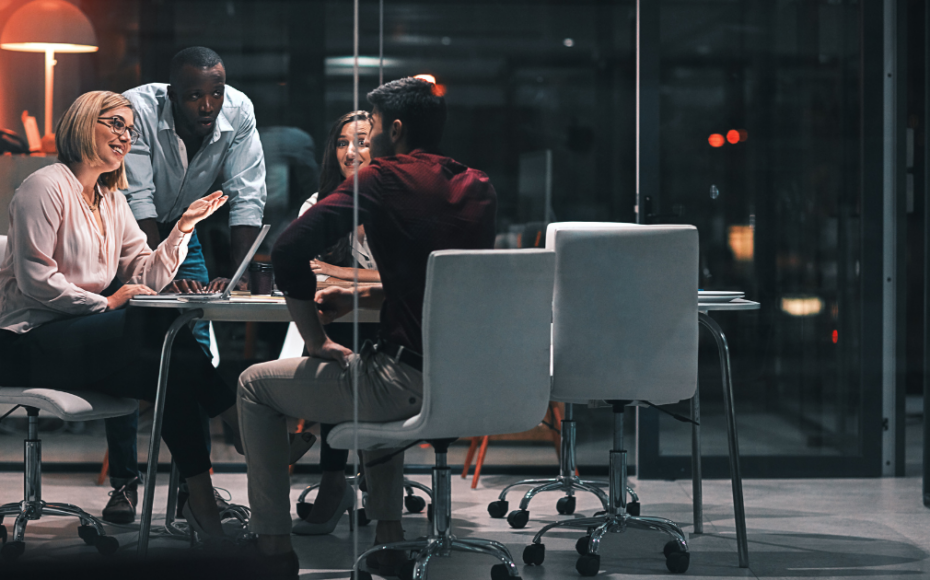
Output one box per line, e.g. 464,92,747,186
0,307,235,478
104,224,213,486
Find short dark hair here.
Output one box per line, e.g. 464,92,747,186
169,47,224,85
367,77,446,153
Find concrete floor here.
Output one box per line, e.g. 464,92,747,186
0,469,928,579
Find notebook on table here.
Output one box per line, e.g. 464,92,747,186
133,224,270,302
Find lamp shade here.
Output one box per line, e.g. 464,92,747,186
1,0,97,53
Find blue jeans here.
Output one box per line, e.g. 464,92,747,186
104,224,214,486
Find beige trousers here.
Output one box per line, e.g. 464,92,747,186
237,342,423,535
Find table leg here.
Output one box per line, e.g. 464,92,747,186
138,308,204,558
690,383,703,535
698,312,749,568
164,461,180,529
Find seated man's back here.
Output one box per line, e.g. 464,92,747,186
274,149,497,353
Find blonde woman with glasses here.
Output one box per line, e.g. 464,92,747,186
0,91,246,543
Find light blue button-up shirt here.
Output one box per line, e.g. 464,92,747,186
122,83,266,227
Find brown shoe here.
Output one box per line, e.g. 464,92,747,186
102,477,139,524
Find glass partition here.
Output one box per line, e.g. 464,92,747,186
639,0,874,478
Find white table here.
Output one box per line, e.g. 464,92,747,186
693,297,759,568
128,297,377,556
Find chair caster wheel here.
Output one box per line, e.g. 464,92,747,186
576,553,600,576
1,540,24,561
556,496,576,515
506,509,529,529
487,500,509,518
575,535,592,555
404,495,426,513
491,563,519,580
0,524,7,544
296,501,313,521
356,508,371,527
666,551,690,573
627,500,640,516
95,535,119,555
663,540,684,558
77,524,99,545
523,542,545,565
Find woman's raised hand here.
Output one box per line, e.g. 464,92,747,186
177,191,228,233
107,284,156,310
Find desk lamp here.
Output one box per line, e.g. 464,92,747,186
1,0,98,137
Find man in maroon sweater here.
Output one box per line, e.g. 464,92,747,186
237,78,496,577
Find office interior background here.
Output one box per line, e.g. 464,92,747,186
0,0,927,489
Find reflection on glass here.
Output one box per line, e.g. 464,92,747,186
656,0,863,465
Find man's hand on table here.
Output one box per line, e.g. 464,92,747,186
163,279,205,294
315,286,356,324
203,277,248,294
108,284,156,310
161,277,247,294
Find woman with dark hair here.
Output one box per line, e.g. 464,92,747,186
299,110,380,283
290,111,380,535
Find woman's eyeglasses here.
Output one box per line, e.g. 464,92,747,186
97,116,141,144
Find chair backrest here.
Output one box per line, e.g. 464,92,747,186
548,222,699,405
416,249,555,439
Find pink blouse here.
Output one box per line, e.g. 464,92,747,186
0,163,192,334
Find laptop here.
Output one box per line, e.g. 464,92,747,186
134,224,270,302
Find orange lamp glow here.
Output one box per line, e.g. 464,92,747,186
413,74,446,96
1,0,98,136
708,133,725,148
726,130,740,144
727,225,754,261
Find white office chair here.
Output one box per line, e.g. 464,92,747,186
328,249,555,580
489,223,644,526
0,390,137,560
521,224,698,576
0,235,138,560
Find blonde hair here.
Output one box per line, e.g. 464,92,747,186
56,91,133,191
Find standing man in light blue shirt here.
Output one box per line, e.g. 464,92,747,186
100,47,266,525
124,47,266,294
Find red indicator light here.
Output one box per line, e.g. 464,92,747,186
738,129,749,142
708,134,725,148
832,330,838,344
726,130,740,144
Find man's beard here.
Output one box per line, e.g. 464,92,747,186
369,130,395,159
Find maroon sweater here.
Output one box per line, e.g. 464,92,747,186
272,150,497,353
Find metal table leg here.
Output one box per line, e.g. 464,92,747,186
699,312,749,568
691,382,703,535
138,308,204,557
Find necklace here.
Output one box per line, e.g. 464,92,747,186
82,186,102,212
